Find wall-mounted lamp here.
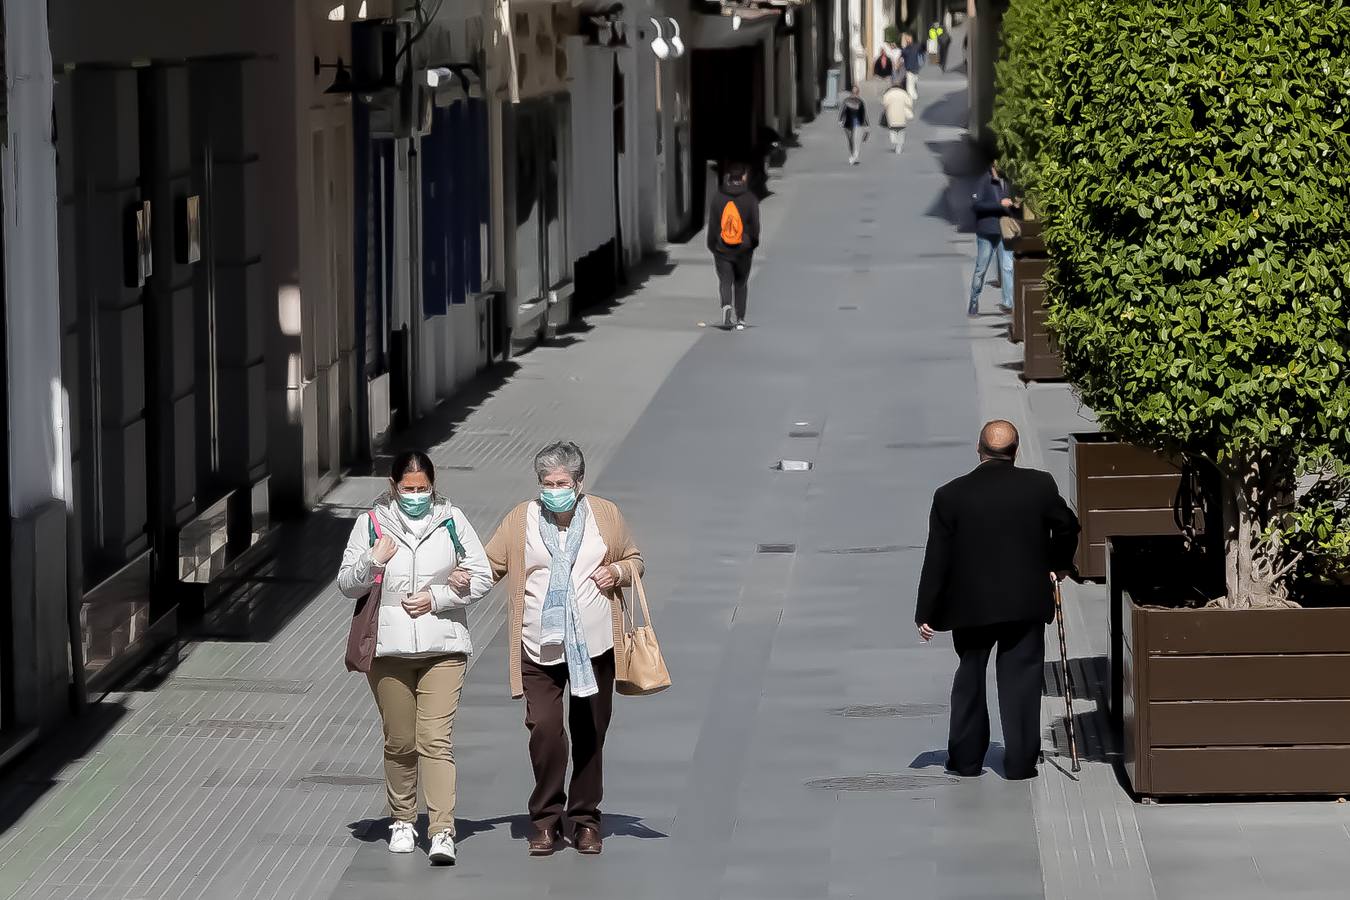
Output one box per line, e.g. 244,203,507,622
327,3,345,22
314,56,354,94
649,18,670,59
732,12,743,30
426,65,483,102
357,0,369,18
785,8,794,27
668,18,685,57
585,6,628,48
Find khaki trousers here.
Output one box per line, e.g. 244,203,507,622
367,654,467,836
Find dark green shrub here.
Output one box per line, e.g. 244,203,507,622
1036,0,1350,605
991,0,1084,198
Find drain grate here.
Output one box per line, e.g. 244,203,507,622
441,465,475,471
805,773,958,792
789,430,820,438
165,677,312,695
838,305,859,311
298,774,385,788
830,703,947,718
773,460,813,471
820,545,915,555
757,543,797,554
885,439,967,450
192,719,291,732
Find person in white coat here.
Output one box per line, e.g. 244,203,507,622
337,449,493,865
882,79,915,154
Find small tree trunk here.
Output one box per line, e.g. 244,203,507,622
1216,455,1299,610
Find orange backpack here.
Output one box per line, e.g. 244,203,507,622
719,200,744,246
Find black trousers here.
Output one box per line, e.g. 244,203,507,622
714,252,753,322
522,648,615,833
947,620,1044,778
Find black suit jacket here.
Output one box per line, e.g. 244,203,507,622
915,460,1080,631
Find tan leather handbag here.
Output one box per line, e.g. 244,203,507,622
616,564,671,696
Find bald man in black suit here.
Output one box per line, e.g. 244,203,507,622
916,420,1080,780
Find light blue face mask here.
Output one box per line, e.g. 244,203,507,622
397,491,433,518
539,487,578,514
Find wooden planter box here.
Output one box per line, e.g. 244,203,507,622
1069,433,1186,580
1018,278,1062,381
1108,536,1350,798
1009,255,1046,345
1006,219,1045,345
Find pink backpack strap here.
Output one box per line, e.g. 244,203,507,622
368,511,384,585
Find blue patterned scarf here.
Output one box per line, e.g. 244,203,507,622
537,498,598,697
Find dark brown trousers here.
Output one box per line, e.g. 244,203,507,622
521,647,615,833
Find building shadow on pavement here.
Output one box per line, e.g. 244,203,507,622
0,701,127,837
347,812,668,849
925,137,990,231
557,251,679,337
922,91,970,130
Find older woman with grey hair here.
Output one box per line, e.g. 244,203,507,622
484,441,644,857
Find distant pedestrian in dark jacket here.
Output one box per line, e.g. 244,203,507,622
968,161,1016,316
839,87,868,165
900,34,923,100
916,420,1080,781
706,163,761,329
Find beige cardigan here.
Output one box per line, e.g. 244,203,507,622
485,496,645,698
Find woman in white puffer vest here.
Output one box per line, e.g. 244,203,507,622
337,450,493,866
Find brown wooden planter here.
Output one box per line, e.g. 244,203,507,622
1019,277,1063,381
1009,255,1046,344
1006,219,1045,345
1108,536,1350,798
1069,434,1186,580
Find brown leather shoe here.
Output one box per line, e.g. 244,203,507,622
527,827,558,856
574,825,603,855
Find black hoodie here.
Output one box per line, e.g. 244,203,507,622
706,177,761,257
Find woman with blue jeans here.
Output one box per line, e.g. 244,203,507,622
969,162,1016,316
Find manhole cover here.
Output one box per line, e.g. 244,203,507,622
789,430,820,438
820,545,915,555
298,774,384,787
757,543,797,554
166,677,312,695
805,773,958,792
830,703,947,718
773,460,813,471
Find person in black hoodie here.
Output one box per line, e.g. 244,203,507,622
968,161,1017,316
839,86,869,165
706,163,761,330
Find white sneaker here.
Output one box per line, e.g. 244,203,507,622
735,323,745,331
428,829,457,865
389,820,416,854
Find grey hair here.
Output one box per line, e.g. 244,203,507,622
534,441,586,483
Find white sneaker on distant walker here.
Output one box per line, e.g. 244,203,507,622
389,820,416,854
428,829,457,865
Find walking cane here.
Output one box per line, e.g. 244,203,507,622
1053,580,1081,774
